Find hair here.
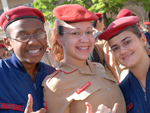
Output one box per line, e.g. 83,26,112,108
126,24,142,38
92,17,102,28
50,19,64,65
5,27,10,38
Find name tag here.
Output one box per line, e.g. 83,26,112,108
0,103,24,111
76,81,91,94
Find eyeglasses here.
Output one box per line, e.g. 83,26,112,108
110,35,139,54
10,32,47,42
61,30,95,38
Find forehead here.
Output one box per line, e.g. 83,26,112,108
7,18,44,33
64,21,92,30
108,30,135,45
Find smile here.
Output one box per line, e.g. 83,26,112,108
27,49,41,53
77,46,89,50
122,53,133,60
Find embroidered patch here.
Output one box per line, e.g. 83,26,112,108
76,81,91,94
0,103,24,111
126,102,133,112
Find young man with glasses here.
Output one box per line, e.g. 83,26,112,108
0,6,55,113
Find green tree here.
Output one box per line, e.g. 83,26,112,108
32,0,126,27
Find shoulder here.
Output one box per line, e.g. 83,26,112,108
42,62,56,74
0,59,9,68
119,73,130,93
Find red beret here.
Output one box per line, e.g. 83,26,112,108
0,43,5,48
53,4,98,22
143,22,150,25
0,6,45,30
117,9,132,19
98,16,138,40
94,13,103,18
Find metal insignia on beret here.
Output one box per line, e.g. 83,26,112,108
5,14,10,20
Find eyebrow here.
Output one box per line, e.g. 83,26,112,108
17,27,45,35
111,37,131,48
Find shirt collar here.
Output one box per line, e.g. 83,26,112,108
59,60,96,75
7,53,42,73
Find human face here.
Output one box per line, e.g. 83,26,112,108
98,19,104,32
108,30,147,68
59,21,95,64
4,18,47,66
0,47,7,59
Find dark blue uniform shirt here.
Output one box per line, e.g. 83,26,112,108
144,32,150,45
0,54,55,112
119,68,150,113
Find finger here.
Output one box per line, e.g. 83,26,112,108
112,103,118,113
35,108,47,113
24,94,33,113
96,104,104,113
85,102,93,113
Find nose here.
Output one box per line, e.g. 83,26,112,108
80,33,89,42
120,46,128,54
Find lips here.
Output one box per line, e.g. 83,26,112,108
122,53,133,60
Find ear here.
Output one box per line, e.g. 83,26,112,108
140,34,147,46
56,33,63,46
3,37,13,51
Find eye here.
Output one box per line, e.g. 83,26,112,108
17,35,29,40
124,40,131,45
86,31,93,35
112,46,119,52
70,32,80,35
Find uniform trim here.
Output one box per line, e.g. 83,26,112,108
47,70,59,83
126,102,133,112
0,103,24,111
59,68,78,74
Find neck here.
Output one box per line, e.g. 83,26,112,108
64,57,87,67
130,55,150,88
23,63,37,82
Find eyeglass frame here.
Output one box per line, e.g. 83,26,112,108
110,35,141,54
9,32,47,42
61,30,95,38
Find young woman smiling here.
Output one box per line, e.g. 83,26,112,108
99,16,150,113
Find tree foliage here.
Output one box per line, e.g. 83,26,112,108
32,0,126,27
128,0,150,12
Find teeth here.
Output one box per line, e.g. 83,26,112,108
124,54,132,59
78,47,88,50
28,49,40,53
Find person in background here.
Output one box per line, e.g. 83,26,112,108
116,8,132,19
99,16,150,113
143,22,150,45
0,6,55,113
42,4,126,113
0,43,9,59
88,13,120,83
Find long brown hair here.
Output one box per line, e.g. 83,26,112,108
50,20,64,65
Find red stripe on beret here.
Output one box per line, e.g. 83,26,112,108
98,16,139,40
53,4,98,22
0,6,45,30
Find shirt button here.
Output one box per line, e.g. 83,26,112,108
88,90,91,93
107,88,110,91
94,75,96,77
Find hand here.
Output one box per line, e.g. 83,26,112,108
85,102,118,113
24,94,46,113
